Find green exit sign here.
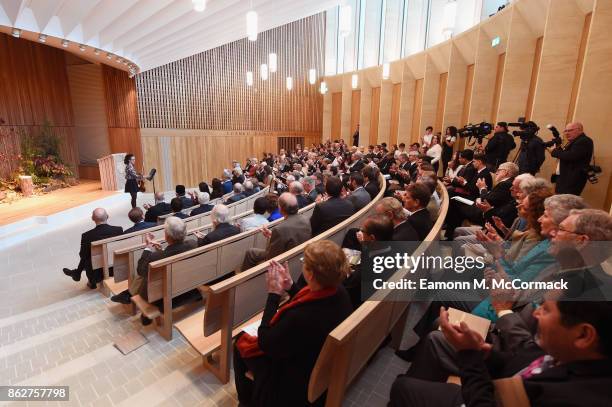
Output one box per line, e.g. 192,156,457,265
491,36,501,47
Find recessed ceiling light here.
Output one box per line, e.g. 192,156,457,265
38,34,47,43
61,39,69,47
11,28,21,38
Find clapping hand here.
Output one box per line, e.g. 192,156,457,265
476,199,492,212
143,203,151,210
475,177,487,190
145,233,162,251
492,216,507,232
193,231,205,240
439,307,491,352
261,226,272,239
266,260,292,295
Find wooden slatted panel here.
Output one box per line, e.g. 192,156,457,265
369,87,381,145
389,84,401,146
491,53,506,123
331,92,343,140
410,79,424,143
525,37,543,120
434,72,448,134
566,12,592,124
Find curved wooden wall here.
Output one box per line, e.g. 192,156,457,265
323,0,612,210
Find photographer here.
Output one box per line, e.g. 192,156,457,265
550,122,594,195
515,122,545,175
484,122,515,170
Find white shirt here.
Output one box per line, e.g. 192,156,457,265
240,214,269,232
422,133,433,148
426,144,442,164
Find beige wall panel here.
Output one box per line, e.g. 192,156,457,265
420,55,440,135
496,7,537,123
397,65,416,145
322,92,332,141
566,12,593,123
443,45,468,131
491,53,506,123
468,28,498,123
389,84,402,146
331,92,343,140
434,73,448,134
573,0,612,209
410,79,424,144
340,75,353,144
359,85,372,147
350,90,361,142
369,87,381,145
141,136,164,190
378,82,394,145
525,36,544,120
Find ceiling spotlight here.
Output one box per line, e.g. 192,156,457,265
61,39,69,47
382,63,390,80
246,10,258,41
94,48,100,55
268,53,277,73
260,63,268,81
192,0,206,12
308,69,316,85
351,74,358,89
38,34,47,43
320,81,328,94
11,28,21,38
246,71,254,86
106,52,113,59
79,44,86,52
286,77,293,91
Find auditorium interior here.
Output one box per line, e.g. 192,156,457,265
1,0,611,406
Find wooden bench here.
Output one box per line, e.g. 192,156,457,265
135,202,317,340
306,182,448,406
176,174,387,383
104,208,264,297
90,186,268,280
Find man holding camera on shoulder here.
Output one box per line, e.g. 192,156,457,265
484,122,516,171
550,122,594,195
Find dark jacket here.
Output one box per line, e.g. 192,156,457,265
295,194,310,209
364,181,380,200
78,224,124,280
310,197,355,236
225,193,246,205
485,132,516,168
265,214,311,259
254,286,353,406
479,178,514,221
144,202,172,223
123,221,157,234
408,208,434,240
178,195,195,210
518,135,546,175
190,204,214,217
347,187,371,212
393,221,420,241
349,159,365,173
197,222,241,246
550,133,594,195
136,239,197,299
466,168,493,199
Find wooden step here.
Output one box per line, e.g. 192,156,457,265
131,295,161,319
103,278,128,296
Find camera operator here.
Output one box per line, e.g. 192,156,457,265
484,122,516,170
515,121,545,175
550,122,594,195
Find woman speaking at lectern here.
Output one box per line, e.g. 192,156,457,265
124,153,143,209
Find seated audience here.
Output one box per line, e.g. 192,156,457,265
241,193,311,271
243,180,256,197
403,183,434,240
210,178,225,200
189,192,214,216
233,240,353,406
222,169,233,194
196,204,241,246
225,183,246,204
110,217,196,324
289,181,310,209
124,207,156,234
62,208,123,289
362,166,380,199
143,192,171,223
310,176,355,236
302,176,318,203
375,197,419,241
240,197,270,231
175,184,193,209
390,301,612,407
169,197,188,219
347,172,371,211
266,193,282,221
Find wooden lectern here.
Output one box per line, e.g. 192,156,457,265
97,153,126,191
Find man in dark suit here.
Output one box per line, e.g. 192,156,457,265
347,172,371,211
348,152,365,173
362,166,380,200
110,217,197,324
123,207,156,234
484,122,516,170
241,193,311,271
189,192,214,216
445,161,516,239
143,192,172,223
224,183,246,204
448,149,476,197
302,176,318,203
390,301,612,407
403,183,434,240
175,184,194,209
196,204,241,246
310,176,355,236
63,208,123,289
550,122,594,195
375,197,419,241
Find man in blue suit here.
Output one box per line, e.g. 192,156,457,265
123,207,156,234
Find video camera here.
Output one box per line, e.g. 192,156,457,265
542,124,563,148
457,122,493,144
508,118,539,142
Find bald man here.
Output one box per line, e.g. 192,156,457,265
240,193,311,271
143,192,171,223
63,208,123,289
550,122,594,195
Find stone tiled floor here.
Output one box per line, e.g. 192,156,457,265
0,194,410,406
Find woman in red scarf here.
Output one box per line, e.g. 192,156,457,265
233,240,353,406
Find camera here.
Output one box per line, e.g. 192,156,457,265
587,165,602,184
543,124,562,147
508,118,540,141
457,122,493,144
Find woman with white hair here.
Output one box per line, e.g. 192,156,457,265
189,192,213,216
